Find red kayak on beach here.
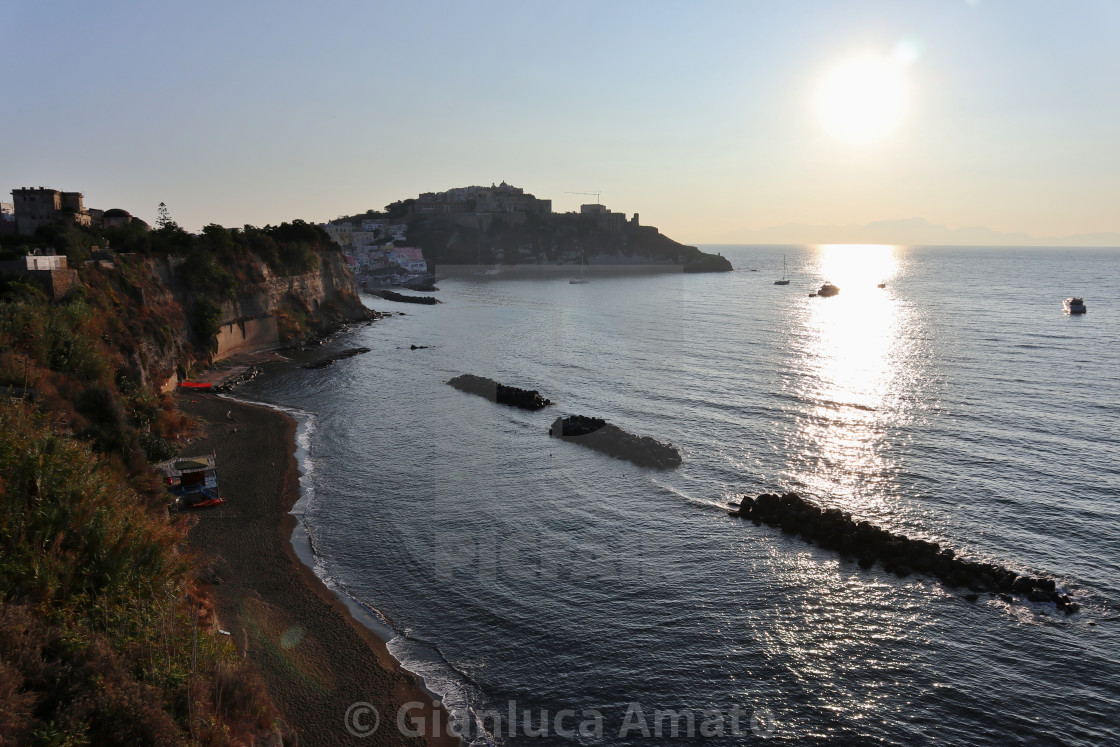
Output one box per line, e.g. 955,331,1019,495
178,381,213,389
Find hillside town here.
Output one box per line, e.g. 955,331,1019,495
321,181,648,280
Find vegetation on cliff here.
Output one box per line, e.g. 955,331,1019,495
0,209,373,744
0,402,277,745
2,213,368,376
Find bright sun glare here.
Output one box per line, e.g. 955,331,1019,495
816,56,908,145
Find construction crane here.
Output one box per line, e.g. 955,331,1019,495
565,191,602,205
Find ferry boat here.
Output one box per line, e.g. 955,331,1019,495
1063,297,1086,314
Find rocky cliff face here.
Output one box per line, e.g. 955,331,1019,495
220,249,362,321
213,249,370,361
406,212,732,271
109,248,370,390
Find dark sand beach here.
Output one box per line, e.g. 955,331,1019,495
179,393,457,746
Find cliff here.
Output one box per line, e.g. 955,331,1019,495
211,248,370,362
405,211,731,271
13,219,375,392
340,191,732,272
0,218,371,744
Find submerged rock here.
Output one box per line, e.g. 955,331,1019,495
549,415,682,469
731,491,1075,612
447,374,552,410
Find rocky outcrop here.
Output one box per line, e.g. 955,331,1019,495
301,347,371,370
402,276,438,292
447,374,552,410
730,492,1080,614
400,207,733,272
371,290,440,305
683,254,733,273
549,415,682,469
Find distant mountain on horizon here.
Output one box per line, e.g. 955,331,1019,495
719,217,1120,247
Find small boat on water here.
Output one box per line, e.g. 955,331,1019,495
1064,297,1086,314
877,282,887,289
570,251,589,284
816,282,840,297
774,255,790,285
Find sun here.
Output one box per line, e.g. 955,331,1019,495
816,55,908,145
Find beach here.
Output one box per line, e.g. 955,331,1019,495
179,393,457,746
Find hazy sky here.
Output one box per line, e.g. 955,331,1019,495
3,1,1118,242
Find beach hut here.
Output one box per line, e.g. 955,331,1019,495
154,453,225,508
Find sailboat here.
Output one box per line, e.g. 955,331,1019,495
773,255,790,285
570,251,589,284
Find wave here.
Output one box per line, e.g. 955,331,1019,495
219,393,485,734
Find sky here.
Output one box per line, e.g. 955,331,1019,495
2,1,1119,244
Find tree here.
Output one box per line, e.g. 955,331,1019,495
156,202,177,231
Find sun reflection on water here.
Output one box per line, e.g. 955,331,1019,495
791,244,914,513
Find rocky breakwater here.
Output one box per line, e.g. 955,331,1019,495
549,415,682,469
371,290,440,305
731,492,1079,614
447,374,552,410
301,347,371,370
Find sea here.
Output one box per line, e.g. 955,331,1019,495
237,245,1120,745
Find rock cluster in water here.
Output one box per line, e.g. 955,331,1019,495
301,347,371,369
731,492,1079,614
447,374,552,410
549,415,682,469
403,276,439,292
213,364,262,391
372,289,440,305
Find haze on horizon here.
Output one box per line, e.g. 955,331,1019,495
2,1,1118,246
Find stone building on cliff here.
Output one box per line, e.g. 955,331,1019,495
9,187,149,234
11,187,92,234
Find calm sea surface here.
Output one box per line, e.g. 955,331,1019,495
239,245,1120,745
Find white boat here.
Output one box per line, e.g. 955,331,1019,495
1064,297,1086,314
816,282,840,297
774,255,790,285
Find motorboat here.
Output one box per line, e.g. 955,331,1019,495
1063,297,1086,314
816,282,840,297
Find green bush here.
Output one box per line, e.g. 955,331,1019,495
190,298,223,354
0,402,275,743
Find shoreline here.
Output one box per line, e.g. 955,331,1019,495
179,392,458,746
